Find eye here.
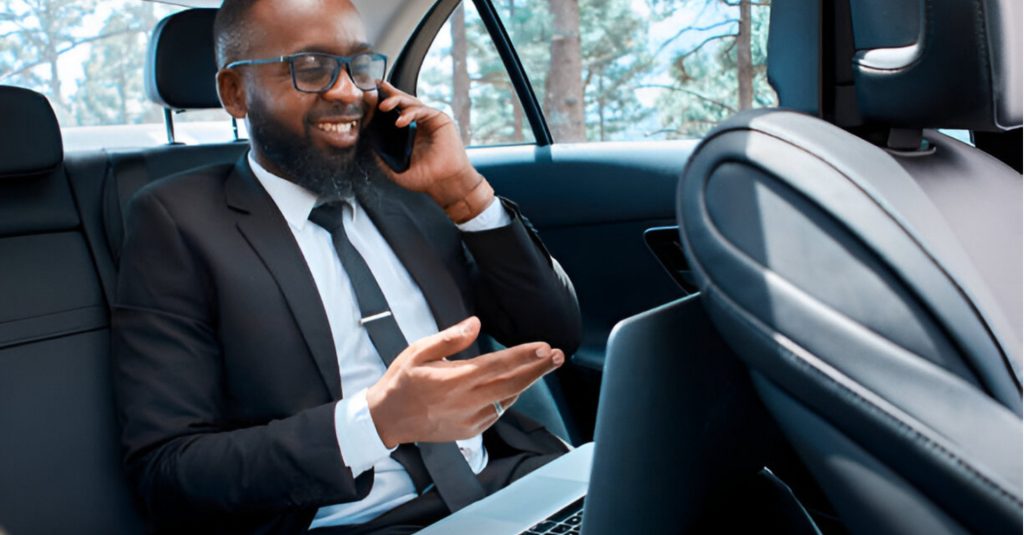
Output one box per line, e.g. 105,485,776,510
292,55,332,81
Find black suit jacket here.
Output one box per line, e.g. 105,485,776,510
112,157,581,533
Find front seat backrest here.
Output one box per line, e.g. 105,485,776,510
677,0,1022,534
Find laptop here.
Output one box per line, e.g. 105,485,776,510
417,442,593,535
419,294,717,535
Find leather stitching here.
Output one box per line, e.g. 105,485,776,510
702,279,1022,509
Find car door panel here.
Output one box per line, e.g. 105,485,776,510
468,140,697,439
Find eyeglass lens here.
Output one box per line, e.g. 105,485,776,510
291,53,385,92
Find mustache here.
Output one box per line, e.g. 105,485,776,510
307,103,368,123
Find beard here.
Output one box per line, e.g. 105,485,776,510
247,97,386,204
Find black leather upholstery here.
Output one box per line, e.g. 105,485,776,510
677,1,1023,533
0,86,145,534
145,8,221,110
849,0,1022,131
0,86,64,177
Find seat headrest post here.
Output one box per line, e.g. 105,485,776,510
163,108,177,145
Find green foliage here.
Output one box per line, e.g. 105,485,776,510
421,0,775,144
73,2,161,126
0,0,177,127
1,0,776,142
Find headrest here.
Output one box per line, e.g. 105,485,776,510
766,0,823,116
0,86,63,177
145,8,221,110
767,0,861,126
850,0,1021,132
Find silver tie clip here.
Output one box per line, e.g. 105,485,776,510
359,311,393,326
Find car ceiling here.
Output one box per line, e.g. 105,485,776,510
142,0,437,74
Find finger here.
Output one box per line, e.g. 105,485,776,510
468,348,564,403
395,106,444,128
497,394,519,413
468,396,516,432
405,316,481,365
453,342,551,381
378,91,424,113
377,79,410,99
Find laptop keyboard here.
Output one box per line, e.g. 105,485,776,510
522,497,585,534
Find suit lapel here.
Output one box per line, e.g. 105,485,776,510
358,183,468,333
225,158,342,399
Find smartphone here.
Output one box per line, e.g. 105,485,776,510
367,87,416,173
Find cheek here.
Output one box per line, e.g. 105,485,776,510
362,92,379,124
256,88,314,131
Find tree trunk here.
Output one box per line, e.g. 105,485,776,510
544,0,585,142
450,3,471,145
511,82,524,140
736,0,753,110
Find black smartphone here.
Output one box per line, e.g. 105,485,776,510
367,87,416,173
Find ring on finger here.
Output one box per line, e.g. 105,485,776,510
492,401,505,418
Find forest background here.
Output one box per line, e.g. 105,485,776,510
0,0,774,146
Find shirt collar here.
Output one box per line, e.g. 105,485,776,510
248,152,357,231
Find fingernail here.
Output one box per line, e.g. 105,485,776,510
552,352,565,366
535,346,551,358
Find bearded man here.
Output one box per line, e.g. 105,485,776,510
111,0,581,533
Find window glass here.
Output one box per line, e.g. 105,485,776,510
423,0,776,144
0,0,243,150
419,2,536,147
938,129,974,146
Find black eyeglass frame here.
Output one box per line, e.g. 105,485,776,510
224,52,388,93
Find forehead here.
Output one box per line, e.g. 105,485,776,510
247,0,369,56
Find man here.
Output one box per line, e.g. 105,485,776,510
111,0,581,533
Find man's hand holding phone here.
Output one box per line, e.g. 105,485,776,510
372,81,496,224
366,316,565,449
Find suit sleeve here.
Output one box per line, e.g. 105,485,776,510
112,190,372,522
459,197,582,354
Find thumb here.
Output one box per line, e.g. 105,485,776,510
408,316,481,365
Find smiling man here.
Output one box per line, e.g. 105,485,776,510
111,0,581,533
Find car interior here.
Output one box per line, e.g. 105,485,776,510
0,0,1020,533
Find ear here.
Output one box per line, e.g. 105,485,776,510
216,69,248,119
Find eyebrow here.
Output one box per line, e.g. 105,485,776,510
294,42,374,56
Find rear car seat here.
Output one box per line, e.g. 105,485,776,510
0,85,145,534
0,11,243,533
102,8,246,271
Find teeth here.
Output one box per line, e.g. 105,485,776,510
317,121,357,134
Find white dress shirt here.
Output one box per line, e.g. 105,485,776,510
247,155,511,528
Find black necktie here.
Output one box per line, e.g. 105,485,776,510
308,201,486,512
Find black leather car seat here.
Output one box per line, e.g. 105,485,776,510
677,0,1022,533
102,8,246,270
0,85,145,534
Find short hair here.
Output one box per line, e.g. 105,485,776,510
213,0,260,68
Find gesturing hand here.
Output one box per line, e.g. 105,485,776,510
366,316,565,448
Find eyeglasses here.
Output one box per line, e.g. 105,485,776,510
225,52,387,93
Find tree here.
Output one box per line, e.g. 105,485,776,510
450,3,471,144
650,0,774,137
73,1,160,126
0,0,136,123
544,0,585,141
578,0,653,141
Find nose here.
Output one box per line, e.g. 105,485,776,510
321,66,363,103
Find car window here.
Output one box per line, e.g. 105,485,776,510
418,2,536,147
0,0,242,150
420,0,776,145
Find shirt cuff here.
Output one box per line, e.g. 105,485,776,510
455,197,512,232
334,389,396,477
